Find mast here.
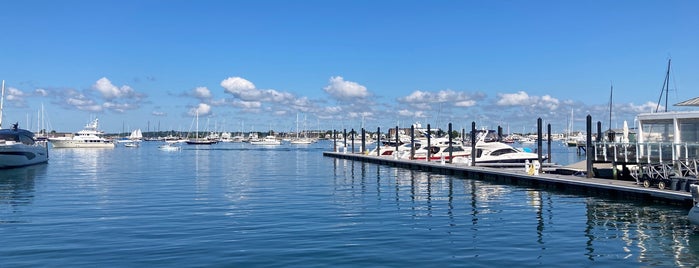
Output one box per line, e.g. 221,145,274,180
0,80,4,129
608,82,613,131
655,58,671,113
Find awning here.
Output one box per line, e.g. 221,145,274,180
675,96,699,106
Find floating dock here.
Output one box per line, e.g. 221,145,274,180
323,152,693,208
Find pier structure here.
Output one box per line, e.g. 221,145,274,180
326,114,699,207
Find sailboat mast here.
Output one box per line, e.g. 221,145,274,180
0,80,4,129
609,82,613,131
655,58,671,113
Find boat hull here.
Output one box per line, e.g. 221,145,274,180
49,139,115,148
0,144,49,168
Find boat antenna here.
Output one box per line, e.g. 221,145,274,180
655,58,671,113
0,80,4,129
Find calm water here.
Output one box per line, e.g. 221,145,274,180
1,140,698,267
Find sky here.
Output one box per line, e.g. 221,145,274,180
0,0,697,135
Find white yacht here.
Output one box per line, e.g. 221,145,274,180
0,80,49,168
250,135,281,145
49,118,115,148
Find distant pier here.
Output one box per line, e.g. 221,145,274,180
323,151,693,208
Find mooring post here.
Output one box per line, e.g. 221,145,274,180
351,128,355,153
377,127,381,156
427,124,432,162
395,126,399,154
471,122,476,166
537,118,543,173
498,126,503,142
586,115,594,178
410,125,415,159
547,123,552,163
343,128,347,151
597,121,602,142
333,129,336,152
361,128,366,153
448,122,453,163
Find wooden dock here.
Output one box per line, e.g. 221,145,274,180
323,151,694,208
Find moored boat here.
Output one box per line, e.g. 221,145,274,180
48,118,115,148
0,80,49,168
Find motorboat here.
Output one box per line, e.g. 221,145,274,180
472,130,545,164
403,138,471,162
0,80,50,168
0,123,49,168
158,141,181,151
251,135,281,145
48,118,115,149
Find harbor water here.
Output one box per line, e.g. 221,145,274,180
1,140,698,267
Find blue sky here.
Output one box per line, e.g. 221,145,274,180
1,0,697,134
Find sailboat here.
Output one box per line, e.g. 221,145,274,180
0,80,49,168
290,113,314,144
186,110,216,145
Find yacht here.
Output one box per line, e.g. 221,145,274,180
0,81,49,168
48,118,115,148
250,135,281,145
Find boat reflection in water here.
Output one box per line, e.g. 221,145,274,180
331,159,699,266
0,164,48,222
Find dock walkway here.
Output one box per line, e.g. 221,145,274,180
323,151,693,208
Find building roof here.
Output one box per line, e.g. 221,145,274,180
674,96,699,107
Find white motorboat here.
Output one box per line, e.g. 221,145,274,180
0,80,49,168
250,135,281,145
472,130,545,164
158,141,181,151
48,118,115,148
398,138,471,162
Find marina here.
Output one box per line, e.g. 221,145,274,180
2,140,699,266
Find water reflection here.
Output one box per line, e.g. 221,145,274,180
331,160,699,265
0,164,48,223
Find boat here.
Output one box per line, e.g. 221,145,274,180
290,114,315,144
185,110,216,145
472,130,545,164
250,134,281,145
0,80,49,168
48,118,115,148
403,137,471,161
158,141,181,151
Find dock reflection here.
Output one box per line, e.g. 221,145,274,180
331,159,699,266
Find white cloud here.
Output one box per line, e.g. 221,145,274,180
231,100,261,109
6,87,25,103
194,86,211,99
93,77,135,100
497,91,531,106
497,91,559,110
152,111,167,116
323,76,369,100
66,97,102,112
35,88,48,97
399,89,481,110
188,103,212,116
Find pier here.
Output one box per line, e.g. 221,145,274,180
323,151,694,208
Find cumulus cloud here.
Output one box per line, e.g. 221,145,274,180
194,86,212,100
152,111,167,116
220,76,298,105
188,103,212,117
496,91,559,110
5,87,27,106
399,89,483,110
323,76,369,100
93,77,136,100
